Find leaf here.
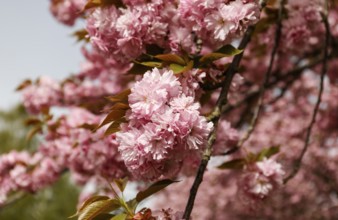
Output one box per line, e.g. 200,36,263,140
138,61,162,68
40,106,50,115
169,63,184,74
72,196,110,218
72,29,89,42
16,79,32,91
24,117,42,126
78,199,120,220
98,103,129,129
216,44,243,55
183,60,194,72
154,54,186,65
135,179,178,203
217,159,246,170
127,63,152,75
169,61,193,74
199,53,229,64
84,0,124,10
79,123,99,131
106,89,131,103
126,199,138,213
199,45,242,64
26,125,42,141
256,146,280,161
114,178,128,192
111,213,127,220
104,118,126,135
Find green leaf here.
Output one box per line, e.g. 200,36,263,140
199,45,242,64
183,60,194,73
138,61,162,68
70,196,110,218
256,146,280,161
78,199,120,220
135,179,178,203
169,61,193,74
114,178,128,193
199,53,229,64
217,159,246,170
125,199,138,213
169,63,184,74
111,213,127,220
216,44,243,55
78,196,110,215
154,54,186,65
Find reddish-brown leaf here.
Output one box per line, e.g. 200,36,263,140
106,89,131,103
16,79,32,91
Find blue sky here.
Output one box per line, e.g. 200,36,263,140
0,1,84,110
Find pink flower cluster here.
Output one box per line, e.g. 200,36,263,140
133,208,183,220
40,107,128,184
50,0,86,26
85,0,261,60
116,68,213,180
153,169,239,220
9,0,338,218
239,158,285,200
22,76,62,114
86,1,171,61
282,0,325,53
0,107,131,204
0,151,60,205
21,48,132,114
62,48,131,105
152,208,184,220
212,120,239,155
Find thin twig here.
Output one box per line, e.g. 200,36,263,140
266,73,299,105
237,0,285,148
284,10,330,184
222,55,330,117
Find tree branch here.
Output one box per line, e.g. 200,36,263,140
284,10,330,184
182,3,267,217
221,54,331,118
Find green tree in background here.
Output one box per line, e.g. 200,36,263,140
0,105,79,220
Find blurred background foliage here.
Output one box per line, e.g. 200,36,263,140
0,105,79,220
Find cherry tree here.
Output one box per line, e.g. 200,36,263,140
1,0,337,219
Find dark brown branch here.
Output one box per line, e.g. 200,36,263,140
182,5,264,218
284,11,330,184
